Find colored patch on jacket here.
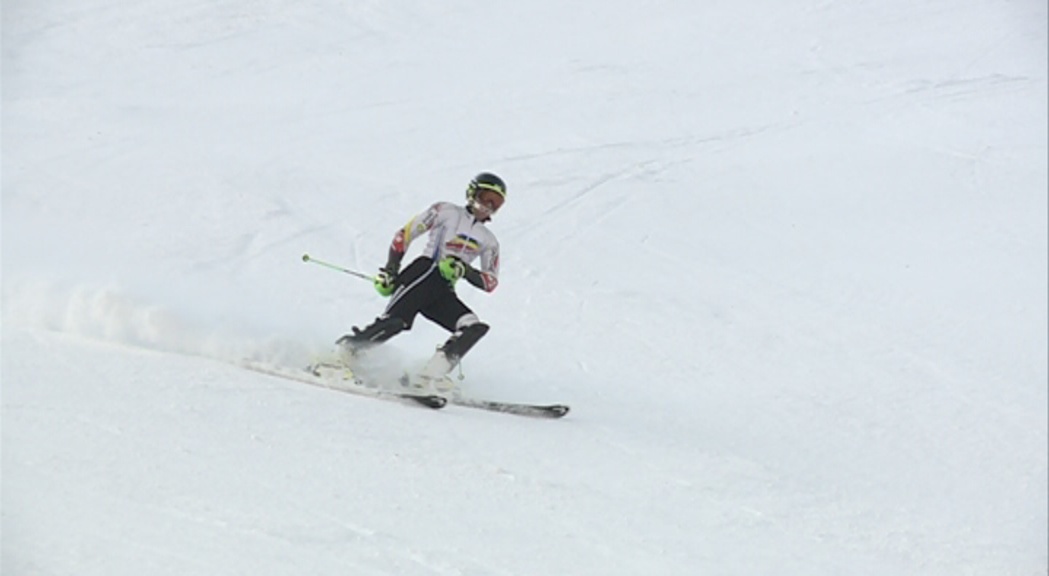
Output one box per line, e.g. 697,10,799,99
445,233,481,254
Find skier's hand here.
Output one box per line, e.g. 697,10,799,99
438,256,466,285
374,269,397,297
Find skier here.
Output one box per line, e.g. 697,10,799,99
336,172,506,390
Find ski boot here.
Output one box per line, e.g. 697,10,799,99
404,349,457,393
404,322,489,394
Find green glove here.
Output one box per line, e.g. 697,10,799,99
438,256,466,285
374,269,396,297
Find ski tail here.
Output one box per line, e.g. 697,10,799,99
241,361,446,410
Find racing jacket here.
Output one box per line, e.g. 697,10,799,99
385,202,500,292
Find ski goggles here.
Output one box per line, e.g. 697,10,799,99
473,189,505,213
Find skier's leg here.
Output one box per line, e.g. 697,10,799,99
336,315,406,351
411,296,490,388
337,258,443,349
441,314,490,360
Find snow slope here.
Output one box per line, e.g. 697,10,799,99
3,0,1047,574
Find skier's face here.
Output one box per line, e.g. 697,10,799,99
472,190,505,218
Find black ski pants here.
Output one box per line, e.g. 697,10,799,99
384,257,475,332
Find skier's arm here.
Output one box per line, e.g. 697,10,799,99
384,204,440,273
464,242,499,292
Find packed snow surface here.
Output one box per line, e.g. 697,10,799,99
3,0,1046,574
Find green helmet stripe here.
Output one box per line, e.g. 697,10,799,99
474,182,506,197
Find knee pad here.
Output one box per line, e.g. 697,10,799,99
455,313,481,330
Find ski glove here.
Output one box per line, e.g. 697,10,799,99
374,269,397,297
438,256,466,285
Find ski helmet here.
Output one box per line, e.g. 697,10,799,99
466,172,507,206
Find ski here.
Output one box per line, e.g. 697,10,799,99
241,361,566,417
240,361,446,410
399,393,448,409
449,397,570,419
395,374,569,419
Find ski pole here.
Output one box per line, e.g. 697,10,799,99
301,254,374,282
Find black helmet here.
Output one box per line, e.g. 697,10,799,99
466,172,507,204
